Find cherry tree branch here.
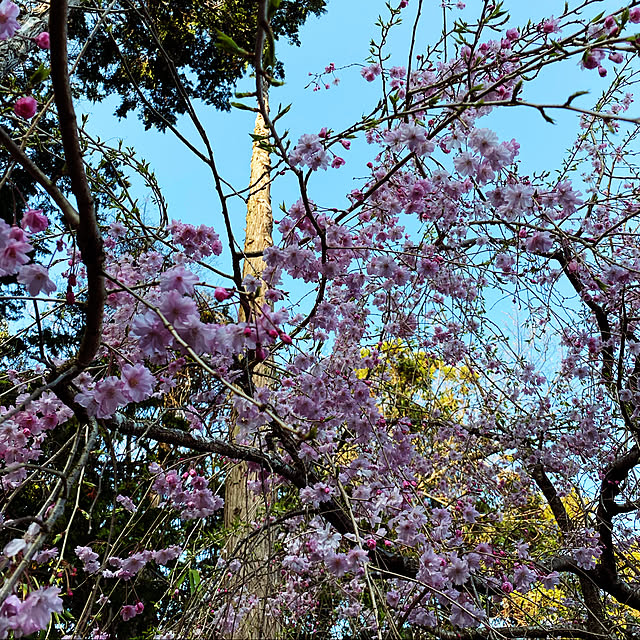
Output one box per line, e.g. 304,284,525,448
49,0,105,370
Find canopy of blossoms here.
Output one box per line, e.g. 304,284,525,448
1,0,640,638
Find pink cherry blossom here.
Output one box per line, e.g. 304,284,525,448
75,546,100,573
129,312,173,356
17,264,57,297
121,363,156,402
121,604,140,621
360,63,381,82
158,290,199,326
94,376,128,418
0,236,31,276
21,209,49,233
152,545,182,564
525,231,554,254
160,265,199,295
116,494,137,512
17,587,63,636
0,0,20,40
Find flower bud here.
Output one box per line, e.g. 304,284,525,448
14,96,38,119
34,31,50,49
214,287,232,302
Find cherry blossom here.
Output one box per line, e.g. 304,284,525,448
20,209,48,233
5,2,640,638
0,0,19,40
17,263,56,296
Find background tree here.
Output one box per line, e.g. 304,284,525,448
68,0,326,130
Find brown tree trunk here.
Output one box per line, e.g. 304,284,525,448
223,90,278,639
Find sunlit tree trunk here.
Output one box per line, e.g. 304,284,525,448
223,88,278,639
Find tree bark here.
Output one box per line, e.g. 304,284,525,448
223,89,278,639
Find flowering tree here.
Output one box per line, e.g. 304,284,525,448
3,0,640,638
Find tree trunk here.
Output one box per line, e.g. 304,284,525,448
223,89,278,639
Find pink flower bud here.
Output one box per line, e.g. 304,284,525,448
255,346,268,361
14,96,38,119
214,287,232,302
604,15,618,34
34,31,50,49
502,581,514,594
583,55,598,70
631,7,640,23
280,332,292,345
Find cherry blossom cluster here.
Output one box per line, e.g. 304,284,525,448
0,214,54,297
0,391,73,488
75,543,182,579
0,587,62,638
149,464,223,520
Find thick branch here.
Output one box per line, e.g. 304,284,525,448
430,627,611,640
111,416,297,481
530,463,570,532
531,464,606,630
596,446,640,594
49,0,105,369
547,447,640,613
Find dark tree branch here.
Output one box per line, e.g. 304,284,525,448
429,626,614,640
552,246,614,382
531,463,571,532
595,445,640,607
531,465,607,632
49,0,105,370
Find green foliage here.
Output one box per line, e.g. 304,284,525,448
69,0,326,130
